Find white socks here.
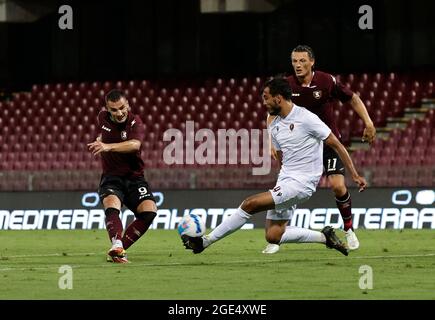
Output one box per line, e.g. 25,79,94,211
279,226,326,244
112,238,124,248
201,208,325,249
203,207,252,248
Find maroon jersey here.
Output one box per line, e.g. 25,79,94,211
287,70,354,139
97,110,145,177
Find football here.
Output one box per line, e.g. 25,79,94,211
177,213,206,237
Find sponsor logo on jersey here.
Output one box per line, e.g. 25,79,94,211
121,131,127,140
102,125,111,132
292,93,300,97
313,90,322,99
131,119,136,127
289,124,294,131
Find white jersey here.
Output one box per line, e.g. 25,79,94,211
268,104,331,190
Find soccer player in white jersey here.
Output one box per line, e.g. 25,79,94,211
182,77,367,256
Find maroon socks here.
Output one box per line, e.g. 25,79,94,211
335,192,353,231
105,207,123,242
122,212,157,250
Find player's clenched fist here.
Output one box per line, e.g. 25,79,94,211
362,125,376,144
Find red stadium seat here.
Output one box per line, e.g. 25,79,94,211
1,73,433,190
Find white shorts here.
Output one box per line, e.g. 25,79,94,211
267,178,314,221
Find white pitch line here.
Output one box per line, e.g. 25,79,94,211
2,250,435,260
1,252,102,258
0,252,434,272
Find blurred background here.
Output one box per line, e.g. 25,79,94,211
0,0,434,191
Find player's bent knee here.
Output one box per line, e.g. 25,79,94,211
331,185,347,197
265,224,285,244
328,179,347,196
241,197,260,213
265,232,282,244
136,199,157,213
102,195,122,209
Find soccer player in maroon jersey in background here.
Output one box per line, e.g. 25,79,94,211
88,90,157,263
263,45,376,254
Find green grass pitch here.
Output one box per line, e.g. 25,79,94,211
1,229,434,299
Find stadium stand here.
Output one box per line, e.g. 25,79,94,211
0,72,434,190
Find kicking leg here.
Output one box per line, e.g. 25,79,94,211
183,192,275,254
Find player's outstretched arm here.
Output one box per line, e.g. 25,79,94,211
87,139,141,155
349,93,376,144
324,133,367,192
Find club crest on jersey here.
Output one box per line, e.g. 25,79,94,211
121,131,127,140
313,90,322,99
289,124,294,131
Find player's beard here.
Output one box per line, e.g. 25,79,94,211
268,103,281,116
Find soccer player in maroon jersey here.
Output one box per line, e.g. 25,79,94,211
263,45,376,254
87,90,157,263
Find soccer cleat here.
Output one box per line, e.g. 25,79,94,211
262,243,280,254
345,229,360,250
111,255,129,264
107,246,129,263
106,254,129,263
321,226,349,256
108,246,125,257
181,235,205,254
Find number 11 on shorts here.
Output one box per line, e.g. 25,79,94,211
327,158,337,171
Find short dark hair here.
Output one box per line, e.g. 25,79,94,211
262,76,293,100
105,89,125,103
292,45,315,60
